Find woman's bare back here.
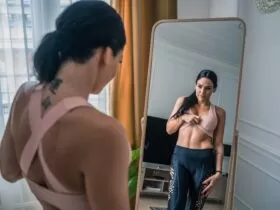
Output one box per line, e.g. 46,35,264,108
8,83,130,209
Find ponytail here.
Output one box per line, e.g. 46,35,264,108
172,91,198,119
33,31,62,83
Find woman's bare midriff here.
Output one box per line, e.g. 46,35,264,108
176,125,213,149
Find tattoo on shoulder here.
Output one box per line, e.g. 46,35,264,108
42,96,52,110
49,78,63,94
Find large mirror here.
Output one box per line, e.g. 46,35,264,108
135,18,246,210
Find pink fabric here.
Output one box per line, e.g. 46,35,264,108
184,104,218,138
19,86,91,209
196,104,218,138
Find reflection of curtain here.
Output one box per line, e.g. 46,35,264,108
110,0,177,148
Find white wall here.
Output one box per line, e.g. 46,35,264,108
210,0,238,17
177,0,280,209
177,0,210,19
177,0,239,19
235,1,280,210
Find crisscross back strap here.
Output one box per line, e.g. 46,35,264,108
20,94,91,176
27,180,90,209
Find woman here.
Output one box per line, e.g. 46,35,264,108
0,1,130,210
166,69,226,210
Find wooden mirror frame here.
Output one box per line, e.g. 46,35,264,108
134,18,247,210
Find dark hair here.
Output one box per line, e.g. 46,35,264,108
33,1,126,83
172,69,218,119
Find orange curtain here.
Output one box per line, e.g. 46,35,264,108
110,0,177,149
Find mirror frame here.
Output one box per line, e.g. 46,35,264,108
135,17,247,210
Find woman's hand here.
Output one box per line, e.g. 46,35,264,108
181,114,201,125
201,172,222,197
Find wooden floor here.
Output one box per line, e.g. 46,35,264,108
138,196,224,210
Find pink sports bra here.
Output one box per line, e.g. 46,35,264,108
181,104,218,138
19,84,131,209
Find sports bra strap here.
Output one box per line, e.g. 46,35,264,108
20,95,91,176
27,180,90,209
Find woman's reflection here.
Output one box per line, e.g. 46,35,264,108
166,69,226,210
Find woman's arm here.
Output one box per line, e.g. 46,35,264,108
80,119,130,210
0,117,22,182
0,84,26,182
213,107,226,173
202,107,226,196
166,96,185,135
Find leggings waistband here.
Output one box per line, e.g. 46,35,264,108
173,145,215,160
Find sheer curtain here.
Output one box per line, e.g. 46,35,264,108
0,0,110,209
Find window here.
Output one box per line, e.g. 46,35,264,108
0,2,111,209
0,0,110,137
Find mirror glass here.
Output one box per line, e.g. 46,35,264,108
136,19,245,210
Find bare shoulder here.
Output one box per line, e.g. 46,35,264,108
175,96,185,105
69,108,129,159
177,96,185,103
11,82,35,103
67,109,130,176
10,82,38,123
72,111,130,209
11,82,39,111
214,105,226,120
168,96,185,118
77,109,127,142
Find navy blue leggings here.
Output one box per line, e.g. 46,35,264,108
167,146,215,210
